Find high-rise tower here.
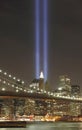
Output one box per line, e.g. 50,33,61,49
55,75,71,96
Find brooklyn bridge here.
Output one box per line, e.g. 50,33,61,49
0,69,82,121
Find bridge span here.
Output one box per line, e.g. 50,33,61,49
0,69,81,119
0,91,82,103
0,69,81,102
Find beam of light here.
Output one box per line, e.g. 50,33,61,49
35,0,40,79
43,0,48,81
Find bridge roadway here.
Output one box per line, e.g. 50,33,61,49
0,91,82,103
0,69,82,103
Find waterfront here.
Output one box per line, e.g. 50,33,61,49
0,122,82,130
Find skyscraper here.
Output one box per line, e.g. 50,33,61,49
29,72,50,92
29,72,44,92
71,85,80,97
55,75,71,96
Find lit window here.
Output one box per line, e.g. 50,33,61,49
12,84,14,87
9,75,12,78
0,70,2,72
13,77,16,80
22,81,24,84
2,88,5,91
17,79,20,82
3,81,6,84
16,89,19,92
4,72,7,75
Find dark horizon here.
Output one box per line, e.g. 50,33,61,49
0,0,82,90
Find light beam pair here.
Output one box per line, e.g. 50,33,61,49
35,0,48,81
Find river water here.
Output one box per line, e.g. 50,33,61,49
0,122,82,130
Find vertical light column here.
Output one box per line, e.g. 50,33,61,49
35,0,40,79
43,0,48,81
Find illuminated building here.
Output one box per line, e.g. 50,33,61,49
69,85,81,116
23,99,35,116
29,79,39,93
0,68,82,121
29,72,44,92
52,100,70,116
29,72,50,92
39,72,45,90
45,81,51,92
35,100,47,116
71,85,80,97
69,102,81,116
0,99,14,120
55,75,71,96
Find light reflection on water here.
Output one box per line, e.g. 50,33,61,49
0,122,82,130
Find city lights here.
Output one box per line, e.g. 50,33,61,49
17,79,20,82
16,89,19,92
12,84,14,87
2,88,5,91
0,0,81,124
9,74,12,78
0,70,2,73
4,72,7,75
13,77,16,80
22,81,24,84
0,68,82,122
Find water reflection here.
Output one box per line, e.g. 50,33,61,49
0,122,82,130
27,123,82,130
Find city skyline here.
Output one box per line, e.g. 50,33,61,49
0,0,82,90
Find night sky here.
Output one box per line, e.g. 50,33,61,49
0,0,82,90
